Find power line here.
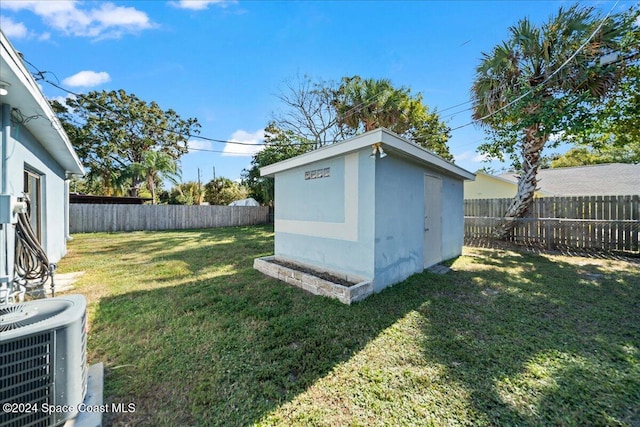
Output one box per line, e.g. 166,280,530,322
188,147,255,155
449,0,621,133
26,1,629,158
39,75,267,147
29,55,462,150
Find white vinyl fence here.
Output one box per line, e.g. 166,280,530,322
70,204,270,233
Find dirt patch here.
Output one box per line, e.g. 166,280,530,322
268,259,359,287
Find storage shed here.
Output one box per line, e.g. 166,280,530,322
254,128,475,303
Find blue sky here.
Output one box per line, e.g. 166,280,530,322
1,0,634,185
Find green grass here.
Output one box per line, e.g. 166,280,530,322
58,225,640,426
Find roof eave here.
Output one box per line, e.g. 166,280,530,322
1,31,84,176
260,128,475,181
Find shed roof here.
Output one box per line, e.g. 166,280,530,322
1,30,84,176
260,128,475,181
498,163,640,196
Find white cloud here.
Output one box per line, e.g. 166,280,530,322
222,129,264,157
1,1,153,40
188,139,213,152
473,153,489,162
453,151,473,162
169,0,235,10
62,71,111,87
0,16,29,39
455,150,492,163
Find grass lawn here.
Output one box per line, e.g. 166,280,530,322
57,225,639,426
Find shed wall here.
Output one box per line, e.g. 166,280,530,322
274,149,375,280
440,174,465,260
373,155,425,291
373,157,465,291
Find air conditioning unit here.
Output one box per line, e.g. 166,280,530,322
0,295,87,427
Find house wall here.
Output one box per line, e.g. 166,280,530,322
1,107,69,264
373,157,465,292
274,149,375,280
1,104,12,286
464,172,545,199
464,173,517,199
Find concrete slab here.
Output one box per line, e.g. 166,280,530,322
47,271,85,295
64,363,104,427
427,264,451,275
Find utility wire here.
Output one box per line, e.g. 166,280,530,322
42,77,266,146
449,0,621,133
28,55,465,149
27,1,629,156
38,63,403,148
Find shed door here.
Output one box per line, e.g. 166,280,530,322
423,174,442,268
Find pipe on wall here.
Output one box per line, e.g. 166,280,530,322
1,103,9,194
1,103,11,294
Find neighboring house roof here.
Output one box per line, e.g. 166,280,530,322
498,163,640,196
229,198,260,206
1,30,84,176
261,128,475,181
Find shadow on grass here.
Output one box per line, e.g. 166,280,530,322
86,226,432,426
76,228,639,426
74,226,276,288
417,248,640,425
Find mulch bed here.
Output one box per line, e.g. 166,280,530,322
268,259,359,287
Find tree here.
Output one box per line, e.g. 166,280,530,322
127,150,181,204
564,6,640,150
550,142,640,167
471,4,631,237
246,76,453,205
272,74,341,149
241,123,314,205
203,177,249,205
333,76,453,159
52,89,200,197
163,181,204,205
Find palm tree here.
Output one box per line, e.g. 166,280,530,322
471,5,625,237
128,151,181,204
333,76,453,158
334,76,412,134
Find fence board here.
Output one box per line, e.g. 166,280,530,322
464,195,639,253
70,204,271,233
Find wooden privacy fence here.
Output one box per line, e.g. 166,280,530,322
464,195,640,253
70,204,271,233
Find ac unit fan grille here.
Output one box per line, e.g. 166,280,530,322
0,305,32,333
0,332,53,427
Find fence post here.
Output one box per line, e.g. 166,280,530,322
69,204,270,232
463,196,637,254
